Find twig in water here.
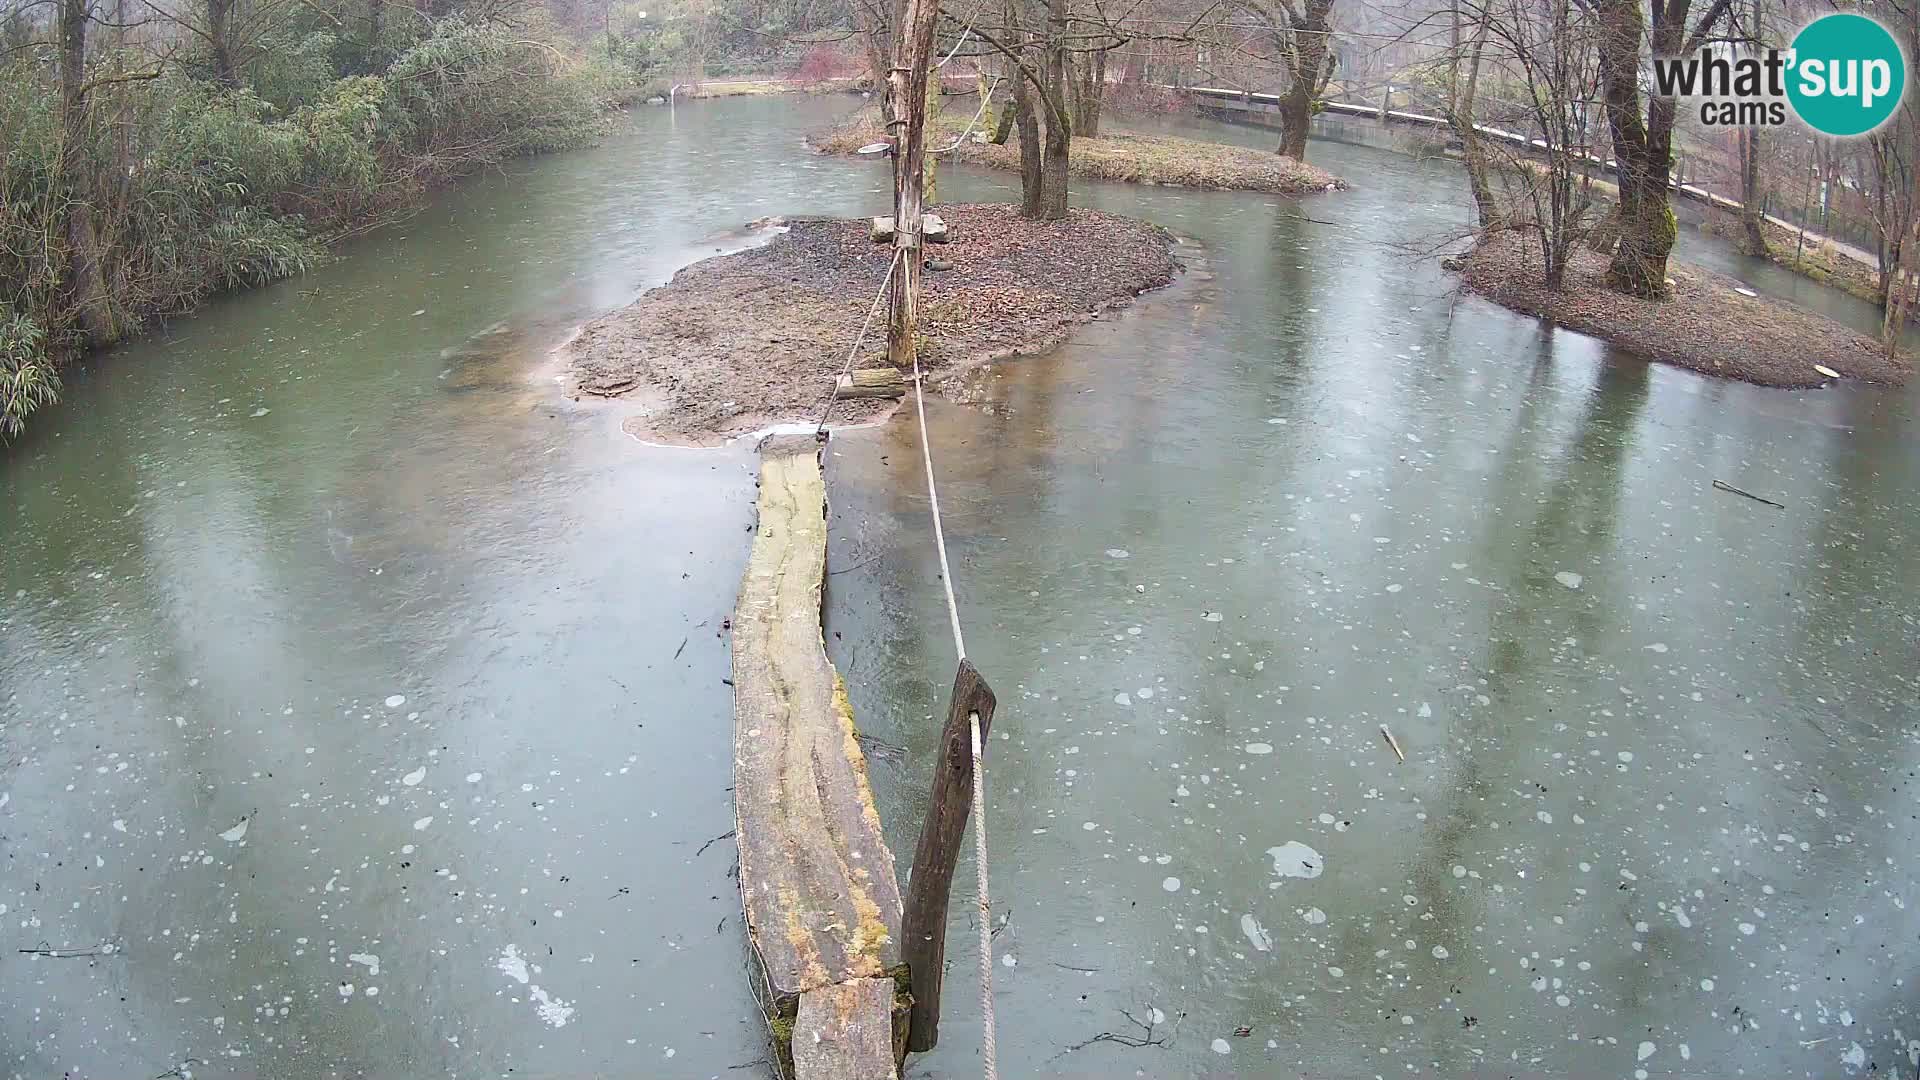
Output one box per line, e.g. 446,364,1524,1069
855,732,907,760
727,1060,769,1071
694,830,736,857
1056,1004,1175,1056
989,906,1013,941
827,553,885,576
1052,961,1101,972
1712,479,1785,509
673,636,687,660
152,1060,203,1080
1379,724,1406,763
19,941,117,958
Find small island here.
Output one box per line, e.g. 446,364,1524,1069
1458,233,1912,389
812,104,1345,196
566,204,1180,442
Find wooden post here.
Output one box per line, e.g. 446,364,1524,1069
899,658,997,1053
885,0,940,369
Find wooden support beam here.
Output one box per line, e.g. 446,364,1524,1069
836,368,907,400
884,0,940,368
899,659,998,1053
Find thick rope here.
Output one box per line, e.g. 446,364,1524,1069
815,249,904,434
909,347,994,1080
909,352,967,662
970,712,997,1080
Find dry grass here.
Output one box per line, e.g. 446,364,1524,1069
681,78,863,99
812,105,1344,195
1459,231,1911,388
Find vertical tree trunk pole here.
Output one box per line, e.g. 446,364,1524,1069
899,659,997,1053
886,0,939,369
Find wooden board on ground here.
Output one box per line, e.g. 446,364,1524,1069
836,368,907,400
733,434,904,1078
793,978,901,1080
868,213,951,244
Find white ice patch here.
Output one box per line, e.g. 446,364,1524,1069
1241,914,1273,951
1161,876,1182,893
496,944,531,985
413,816,434,831
1843,1044,1866,1068
1201,611,1224,622
1211,1038,1232,1054
1266,841,1323,880
1554,571,1583,590
1302,907,1326,925
1638,1041,1656,1061
1245,743,1273,755
401,768,426,787
529,985,575,1027
1645,642,1669,653
1105,549,1130,559
385,694,406,708
466,772,483,783
349,953,381,977
219,819,249,843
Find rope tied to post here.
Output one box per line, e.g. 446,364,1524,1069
908,342,998,1080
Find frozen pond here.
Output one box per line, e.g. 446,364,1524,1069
3,96,1917,1079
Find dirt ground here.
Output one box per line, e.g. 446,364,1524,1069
1458,232,1912,389
566,204,1180,442
812,106,1345,195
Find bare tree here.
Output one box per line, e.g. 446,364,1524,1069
1234,0,1336,160
1584,0,1735,297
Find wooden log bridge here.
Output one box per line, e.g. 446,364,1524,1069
733,434,906,1079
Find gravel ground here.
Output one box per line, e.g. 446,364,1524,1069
1459,232,1912,388
567,204,1180,442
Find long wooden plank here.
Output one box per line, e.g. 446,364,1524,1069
732,434,903,1074
793,978,900,1080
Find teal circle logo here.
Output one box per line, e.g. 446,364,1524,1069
1787,13,1906,136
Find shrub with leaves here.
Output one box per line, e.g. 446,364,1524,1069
0,309,56,441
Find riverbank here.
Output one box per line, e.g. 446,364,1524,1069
812,106,1344,195
1457,232,1911,388
566,204,1179,442
0,26,631,442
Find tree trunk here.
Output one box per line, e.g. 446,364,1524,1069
1276,0,1334,161
1736,128,1768,256
368,0,383,51
855,0,889,99
206,0,237,87
1885,152,1920,352
884,0,938,368
1010,57,1042,215
1071,49,1104,138
58,0,115,350
1037,3,1070,219
1448,0,1499,228
1594,0,1675,298
991,99,1015,144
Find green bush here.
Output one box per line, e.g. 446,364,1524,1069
0,13,631,440
0,310,56,441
